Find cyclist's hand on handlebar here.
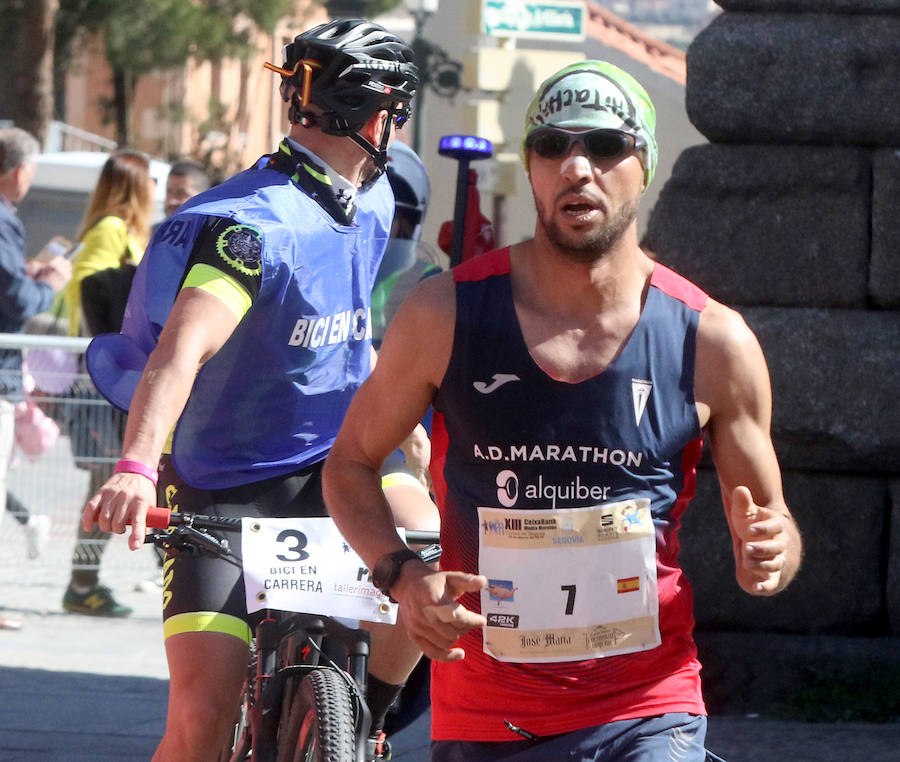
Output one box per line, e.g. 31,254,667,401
393,565,487,662
82,472,157,551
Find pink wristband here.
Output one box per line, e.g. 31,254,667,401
114,459,159,486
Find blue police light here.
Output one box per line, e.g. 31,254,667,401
438,134,493,161
438,134,493,267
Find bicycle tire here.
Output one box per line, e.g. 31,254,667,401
276,669,356,762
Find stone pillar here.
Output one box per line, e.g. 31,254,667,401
642,0,900,712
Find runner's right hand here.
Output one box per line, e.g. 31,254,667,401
392,563,487,662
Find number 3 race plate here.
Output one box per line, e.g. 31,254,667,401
241,517,399,625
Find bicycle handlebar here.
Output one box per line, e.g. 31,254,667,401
146,507,171,529
146,506,241,531
145,506,440,545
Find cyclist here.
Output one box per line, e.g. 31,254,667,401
82,18,436,760
323,60,802,760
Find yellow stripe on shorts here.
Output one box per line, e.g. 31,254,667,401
164,612,252,644
381,471,427,493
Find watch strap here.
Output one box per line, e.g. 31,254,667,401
373,547,420,598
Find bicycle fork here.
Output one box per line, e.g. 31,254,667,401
240,614,375,762
239,615,293,762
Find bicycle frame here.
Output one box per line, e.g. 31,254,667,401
233,611,374,762
145,508,438,762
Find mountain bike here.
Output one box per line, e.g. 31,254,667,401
144,506,440,762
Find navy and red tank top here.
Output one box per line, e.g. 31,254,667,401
429,246,710,741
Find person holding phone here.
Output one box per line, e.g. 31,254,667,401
60,150,156,618
0,127,72,619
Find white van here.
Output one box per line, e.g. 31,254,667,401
18,151,170,258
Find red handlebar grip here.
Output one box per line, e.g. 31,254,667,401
146,506,172,529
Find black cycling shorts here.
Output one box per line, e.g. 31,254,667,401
157,455,328,643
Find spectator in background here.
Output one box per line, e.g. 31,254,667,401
82,158,211,340
0,128,72,619
163,159,211,219
60,150,155,618
64,150,154,336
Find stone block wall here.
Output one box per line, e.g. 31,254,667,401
642,0,900,711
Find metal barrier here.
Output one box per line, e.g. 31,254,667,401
1,333,157,595
45,120,118,153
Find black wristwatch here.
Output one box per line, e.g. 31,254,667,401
371,547,420,599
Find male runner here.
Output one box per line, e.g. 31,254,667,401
82,19,435,761
323,60,802,761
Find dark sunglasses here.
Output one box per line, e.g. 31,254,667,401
525,128,644,162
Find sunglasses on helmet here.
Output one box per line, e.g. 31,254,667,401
525,127,645,162
391,105,411,129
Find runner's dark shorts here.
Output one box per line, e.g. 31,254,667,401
431,713,724,762
156,455,327,643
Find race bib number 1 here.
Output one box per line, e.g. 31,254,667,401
478,500,660,663
241,517,399,625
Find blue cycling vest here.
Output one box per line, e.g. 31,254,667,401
88,154,393,488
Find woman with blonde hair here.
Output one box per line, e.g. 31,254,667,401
61,149,155,618
64,149,154,337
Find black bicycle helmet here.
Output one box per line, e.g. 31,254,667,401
266,18,418,172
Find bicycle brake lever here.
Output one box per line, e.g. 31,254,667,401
146,525,232,558
179,525,232,557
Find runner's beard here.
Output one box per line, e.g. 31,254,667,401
537,195,640,264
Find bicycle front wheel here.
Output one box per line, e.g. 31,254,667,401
276,669,355,762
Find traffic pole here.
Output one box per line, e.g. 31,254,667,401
438,135,493,267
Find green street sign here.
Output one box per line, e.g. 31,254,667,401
483,0,586,41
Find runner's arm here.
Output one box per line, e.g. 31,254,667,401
323,272,487,660
695,302,802,596
370,339,431,487
325,272,450,555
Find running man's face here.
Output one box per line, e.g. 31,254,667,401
527,130,643,263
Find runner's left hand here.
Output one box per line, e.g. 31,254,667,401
730,486,791,596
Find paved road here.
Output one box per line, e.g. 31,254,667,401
3,574,899,762
1,461,899,760
0,533,432,761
